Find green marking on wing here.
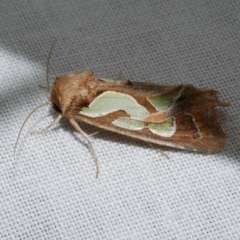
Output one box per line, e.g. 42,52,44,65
80,91,149,119
147,90,179,111
112,117,145,130
148,118,176,137
112,117,176,138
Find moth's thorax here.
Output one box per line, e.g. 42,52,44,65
50,71,99,118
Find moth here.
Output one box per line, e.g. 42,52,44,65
15,44,230,177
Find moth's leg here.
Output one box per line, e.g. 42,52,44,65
69,118,99,178
88,131,98,137
31,114,62,135
38,84,50,90
148,143,170,160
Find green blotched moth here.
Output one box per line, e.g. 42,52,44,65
15,43,230,178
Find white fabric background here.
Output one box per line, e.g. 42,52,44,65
1,1,240,239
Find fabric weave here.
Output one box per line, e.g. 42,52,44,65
0,1,239,239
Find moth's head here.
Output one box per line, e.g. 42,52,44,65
49,75,66,115
49,72,98,118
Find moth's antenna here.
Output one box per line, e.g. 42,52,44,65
46,38,57,90
14,102,50,155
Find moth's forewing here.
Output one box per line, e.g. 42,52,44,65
69,74,229,153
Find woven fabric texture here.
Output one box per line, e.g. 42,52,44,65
0,1,239,239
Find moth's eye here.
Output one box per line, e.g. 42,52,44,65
53,103,62,113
